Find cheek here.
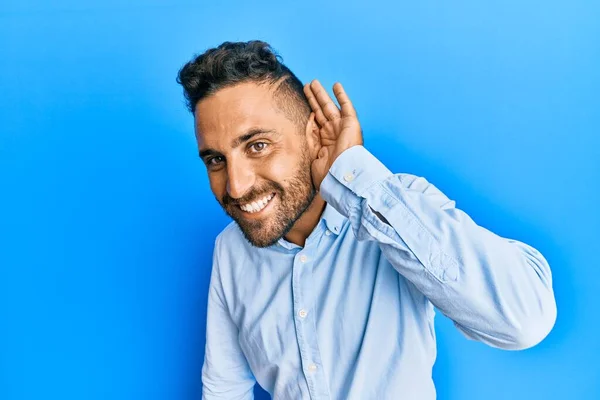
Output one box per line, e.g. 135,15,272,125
260,151,304,180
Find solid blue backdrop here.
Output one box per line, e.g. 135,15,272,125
1,1,598,399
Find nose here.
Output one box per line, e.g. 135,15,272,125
226,159,255,200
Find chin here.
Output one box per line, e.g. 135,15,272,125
231,217,279,248
243,231,282,248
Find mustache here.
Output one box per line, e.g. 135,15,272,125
221,182,284,207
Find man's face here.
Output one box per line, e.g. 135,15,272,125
195,81,316,247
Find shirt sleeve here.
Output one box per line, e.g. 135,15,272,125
319,145,557,350
202,237,256,399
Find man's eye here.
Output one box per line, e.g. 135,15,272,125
207,156,224,166
249,142,268,153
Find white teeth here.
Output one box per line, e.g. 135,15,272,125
240,194,274,213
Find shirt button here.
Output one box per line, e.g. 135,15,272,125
325,230,331,236
343,173,354,182
300,255,308,263
298,309,308,319
308,364,318,372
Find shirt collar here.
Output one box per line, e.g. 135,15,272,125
321,202,346,235
275,203,346,250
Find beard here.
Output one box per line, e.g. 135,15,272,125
219,149,316,248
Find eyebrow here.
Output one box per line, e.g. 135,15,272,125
199,128,279,159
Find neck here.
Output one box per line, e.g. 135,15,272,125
284,194,326,247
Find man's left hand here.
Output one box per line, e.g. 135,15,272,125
303,80,364,191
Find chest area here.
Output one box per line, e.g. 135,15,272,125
229,240,386,362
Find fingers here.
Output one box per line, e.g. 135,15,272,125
307,80,341,121
304,84,328,127
304,80,356,124
332,82,357,118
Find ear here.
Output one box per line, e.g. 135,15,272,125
304,112,321,159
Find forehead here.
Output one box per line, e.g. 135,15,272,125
194,82,285,145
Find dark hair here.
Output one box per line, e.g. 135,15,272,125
176,40,310,129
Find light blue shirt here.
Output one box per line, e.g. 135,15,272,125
202,145,556,399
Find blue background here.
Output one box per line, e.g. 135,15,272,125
1,1,598,399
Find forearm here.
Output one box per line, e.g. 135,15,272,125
320,145,557,350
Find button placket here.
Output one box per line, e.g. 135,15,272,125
292,249,316,398
292,247,330,398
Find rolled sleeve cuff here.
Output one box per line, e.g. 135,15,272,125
320,145,393,217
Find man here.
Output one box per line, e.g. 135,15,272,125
176,40,556,399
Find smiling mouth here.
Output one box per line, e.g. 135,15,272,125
238,193,276,214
